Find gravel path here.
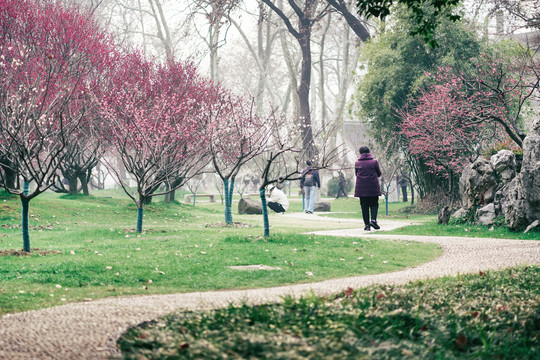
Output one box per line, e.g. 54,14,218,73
0,216,538,360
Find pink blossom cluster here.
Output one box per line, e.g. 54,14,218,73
399,52,536,177
0,0,116,195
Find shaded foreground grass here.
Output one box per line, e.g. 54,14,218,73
0,191,441,315
118,266,540,360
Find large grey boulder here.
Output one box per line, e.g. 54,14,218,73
524,220,540,234
314,201,331,212
521,123,540,214
438,206,452,224
503,119,540,229
503,178,529,229
477,203,496,226
490,150,516,183
451,208,468,221
238,198,262,215
459,157,496,208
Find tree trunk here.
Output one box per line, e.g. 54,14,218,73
297,27,315,158
259,188,270,237
79,171,90,195
163,183,171,204
318,14,331,129
21,181,30,252
0,162,16,190
223,178,234,224
21,195,30,252
136,207,144,233
409,175,414,206
67,175,78,195
279,28,300,118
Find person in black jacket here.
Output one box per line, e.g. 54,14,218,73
299,160,320,214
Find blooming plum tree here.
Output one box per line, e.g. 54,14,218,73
98,52,211,233
399,73,499,178
0,0,116,251
399,48,538,181
207,91,274,225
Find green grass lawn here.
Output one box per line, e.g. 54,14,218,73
318,197,435,223
118,266,540,359
382,223,540,240
321,197,540,241
0,190,441,315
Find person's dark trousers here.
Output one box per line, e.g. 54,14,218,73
360,196,379,225
401,186,408,202
268,201,285,213
336,186,347,198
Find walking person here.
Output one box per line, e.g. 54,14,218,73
354,146,382,231
336,171,348,198
397,173,409,202
300,160,320,214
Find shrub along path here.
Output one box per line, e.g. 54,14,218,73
0,215,538,360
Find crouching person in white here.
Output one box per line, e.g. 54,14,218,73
267,186,289,214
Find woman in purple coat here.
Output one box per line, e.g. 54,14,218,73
354,146,382,231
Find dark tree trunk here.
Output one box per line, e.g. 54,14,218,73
259,188,270,237
164,183,172,204
326,0,370,41
164,177,183,204
297,26,315,157
67,175,78,195
1,163,17,190
21,196,30,252
79,170,90,195
411,182,415,206
21,181,31,252
169,189,176,202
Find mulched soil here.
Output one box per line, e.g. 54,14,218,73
204,222,253,228
0,248,62,257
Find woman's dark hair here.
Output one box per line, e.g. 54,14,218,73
306,160,312,166
359,146,370,154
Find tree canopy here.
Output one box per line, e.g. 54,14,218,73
356,0,461,47
353,10,485,149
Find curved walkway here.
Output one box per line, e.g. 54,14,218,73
0,216,539,360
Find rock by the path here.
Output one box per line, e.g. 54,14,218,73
238,198,262,214
477,203,496,226
438,206,452,225
314,201,331,212
524,220,540,234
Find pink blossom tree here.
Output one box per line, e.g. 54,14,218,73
399,50,537,181
0,0,115,251
399,75,500,178
207,91,274,225
98,52,211,233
